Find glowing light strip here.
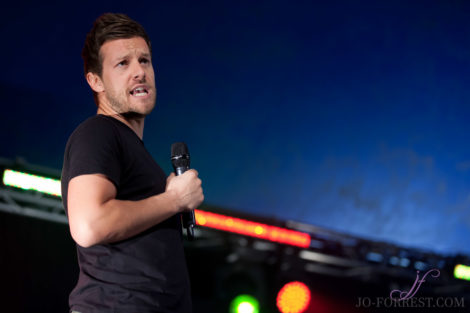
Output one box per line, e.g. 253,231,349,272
2,169,61,197
195,210,311,248
454,264,470,281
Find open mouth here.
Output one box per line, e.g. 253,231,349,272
130,86,149,97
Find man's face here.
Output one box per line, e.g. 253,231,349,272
98,37,156,116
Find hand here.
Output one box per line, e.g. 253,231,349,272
166,170,204,212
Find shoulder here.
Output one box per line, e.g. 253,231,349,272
71,115,118,138
62,115,124,187
67,115,123,147
64,115,125,160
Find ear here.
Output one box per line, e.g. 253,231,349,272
86,72,105,93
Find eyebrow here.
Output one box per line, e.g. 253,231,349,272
113,52,152,63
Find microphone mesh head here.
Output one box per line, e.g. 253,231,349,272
171,142,189,157
171,142,190,168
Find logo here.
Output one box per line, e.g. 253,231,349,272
355,268,465,309
390,269,440,301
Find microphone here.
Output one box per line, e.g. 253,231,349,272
171,142,196,240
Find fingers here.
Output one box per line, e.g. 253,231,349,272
182,170,203,211
166,169,204,212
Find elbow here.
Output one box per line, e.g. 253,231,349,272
69,219,102,248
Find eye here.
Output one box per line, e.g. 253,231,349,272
117,60,128,67
140,57,150,65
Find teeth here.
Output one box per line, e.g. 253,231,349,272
131,87,148,96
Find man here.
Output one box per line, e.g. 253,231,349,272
61,13,204,313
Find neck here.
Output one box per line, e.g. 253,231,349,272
97,106,145,140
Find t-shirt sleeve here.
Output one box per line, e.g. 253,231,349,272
64,118,122,189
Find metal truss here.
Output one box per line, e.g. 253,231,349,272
0,187,67,224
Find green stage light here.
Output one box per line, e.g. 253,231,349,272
230,294,259,313
454,264,470,281
2,169,61,197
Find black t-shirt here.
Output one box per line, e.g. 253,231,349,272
61,115,192,313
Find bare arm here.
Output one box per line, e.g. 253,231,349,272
67,169,203,248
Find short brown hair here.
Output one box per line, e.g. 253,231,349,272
82,13,152,103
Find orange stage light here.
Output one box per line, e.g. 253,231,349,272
276,281,311,313
194,210,311,248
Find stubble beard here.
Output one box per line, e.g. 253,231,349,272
106,88,156,118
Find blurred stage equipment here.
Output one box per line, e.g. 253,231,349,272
1,157,470,313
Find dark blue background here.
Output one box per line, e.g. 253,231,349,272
1,1,470,255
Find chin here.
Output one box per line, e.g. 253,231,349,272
139,105,156,116
130,101,155,116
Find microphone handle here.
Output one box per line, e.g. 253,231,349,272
175,166,196,240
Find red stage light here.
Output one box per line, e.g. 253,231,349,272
194,210,311,248
276,281,311,313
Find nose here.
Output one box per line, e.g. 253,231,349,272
131,60,146,80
